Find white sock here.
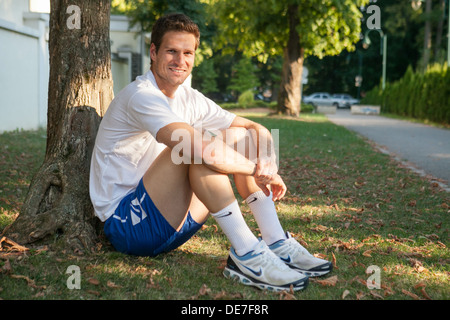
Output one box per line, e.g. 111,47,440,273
245,190,286,245
210,200,259,256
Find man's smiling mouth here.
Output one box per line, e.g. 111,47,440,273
169,68,185,73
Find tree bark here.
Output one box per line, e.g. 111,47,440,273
277,5,304,117
5,0,113,252
434,0,446,63
422,0,432,70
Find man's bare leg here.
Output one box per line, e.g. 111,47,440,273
142,147,208,231
223,127,287,245
142,147,258,254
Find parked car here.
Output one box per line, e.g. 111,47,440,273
331,94,360,108
302,92,333,107
254,93,271,102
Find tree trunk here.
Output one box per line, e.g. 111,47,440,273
5,0,113,252
277,5,304,117
422,0,432,70
434,0,446,63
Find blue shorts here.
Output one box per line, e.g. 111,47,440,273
103,179,204,257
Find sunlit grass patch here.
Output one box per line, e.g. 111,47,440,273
0,115,448,300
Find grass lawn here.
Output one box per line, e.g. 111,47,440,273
0,112,448,301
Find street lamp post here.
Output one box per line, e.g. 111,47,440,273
363,29,387,90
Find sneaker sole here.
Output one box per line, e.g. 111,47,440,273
288,262,333,277
223,266,308,292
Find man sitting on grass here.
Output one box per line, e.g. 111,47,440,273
89,13,331,292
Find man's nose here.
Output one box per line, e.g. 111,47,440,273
173,52,185,65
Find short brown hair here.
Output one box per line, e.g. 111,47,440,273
150,13,200,52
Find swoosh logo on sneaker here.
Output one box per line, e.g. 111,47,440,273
280,255,291,263
243,265,262,277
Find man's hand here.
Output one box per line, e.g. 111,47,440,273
254,156,278,179
254,157,286,201
254,173,287,202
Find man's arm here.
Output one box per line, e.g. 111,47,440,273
156,121,257,176
229,116,286,200
229,116,278,176
156,117,286,201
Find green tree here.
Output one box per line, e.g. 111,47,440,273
213,0,368,116
192,58,219,94
115,0,216,66
227,57,260,97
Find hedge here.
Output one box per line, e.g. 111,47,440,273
362,64,450,125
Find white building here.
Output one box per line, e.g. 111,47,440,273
0,0,151,132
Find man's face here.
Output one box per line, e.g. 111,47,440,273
150,31,196,97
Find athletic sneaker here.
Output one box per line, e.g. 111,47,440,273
223,240,309,291
269,232,333,277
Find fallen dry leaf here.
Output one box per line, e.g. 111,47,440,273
107,280,122,289
88,278,100,286
413,282,426,289
277,285,296,300
401,289,420,300
87,290,101,296
352,276,367,287
342,289,351,299
10,274,46,290
1,259,12,274
369,290,384,300
212,290,227,299
420,287,432,300
312,275,338,287
356,291,365,300
146,277,161,290
311,225,329,233
414,282,432,300
198,283,211,296
313,253,328,260
331,252,337,269
362,250,373,257
212,290,243,300
278,290,296,300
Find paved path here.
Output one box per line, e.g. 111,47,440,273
327,109,450,191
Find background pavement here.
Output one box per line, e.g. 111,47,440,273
327,109,450,191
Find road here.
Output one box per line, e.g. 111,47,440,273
326,109,450,191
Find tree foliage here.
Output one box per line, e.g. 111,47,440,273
227,57,260,96
211,0,368,115
213,0,367,61
115,0,216,65
192,58,218,94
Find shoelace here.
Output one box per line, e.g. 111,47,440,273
283,238,311,257
259,248,291,271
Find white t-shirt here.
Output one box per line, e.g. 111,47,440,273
89,70,236,222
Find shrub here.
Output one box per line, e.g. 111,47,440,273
300,103,314,113
362,64,450,125
238,90,255,108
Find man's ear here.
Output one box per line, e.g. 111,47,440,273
150,43,157,61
